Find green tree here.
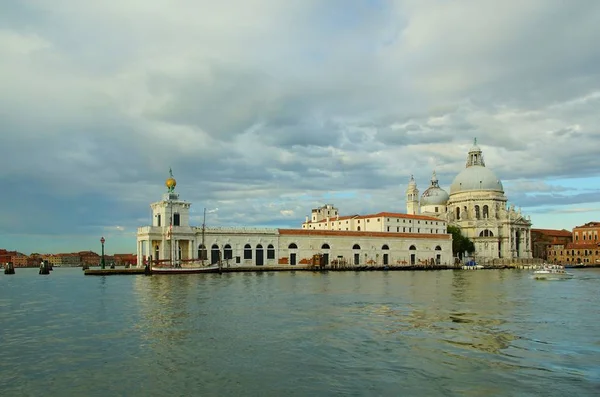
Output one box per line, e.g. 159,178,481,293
447,225,475,260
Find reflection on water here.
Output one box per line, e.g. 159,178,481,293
1,268,600,396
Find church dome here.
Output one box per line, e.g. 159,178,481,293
449,165,504,194
449,139,503,194
421,171,449,205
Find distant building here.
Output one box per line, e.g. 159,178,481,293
547,222,600,265
531,228,572,260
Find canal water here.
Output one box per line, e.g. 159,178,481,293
1,268,599,396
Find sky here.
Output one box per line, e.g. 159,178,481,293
1,0,600,255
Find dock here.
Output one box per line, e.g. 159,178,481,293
84,268,147,276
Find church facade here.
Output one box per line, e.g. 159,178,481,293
406,139,532,261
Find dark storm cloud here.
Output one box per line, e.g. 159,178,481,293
2,0,600,253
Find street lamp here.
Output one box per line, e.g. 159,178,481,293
100,236,106,269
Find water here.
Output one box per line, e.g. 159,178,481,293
1,268,599,396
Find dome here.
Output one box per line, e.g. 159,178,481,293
449,165,503,194
420,171,449,205
421,186,449,206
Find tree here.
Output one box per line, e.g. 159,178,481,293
447,225,475,260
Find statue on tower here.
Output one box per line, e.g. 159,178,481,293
165,167,177,193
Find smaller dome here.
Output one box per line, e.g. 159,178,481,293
421,186,449,206
420,171,449,206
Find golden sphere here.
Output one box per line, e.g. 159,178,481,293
166,177,176,189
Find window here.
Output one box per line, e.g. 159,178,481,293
475,205,480,220
224,244,233,260
267,244,275,259
157,214,161,227
321,243,330,249
198,244,207,260
288,243,298,249
244,244,252,259
173,213,180,226
353,244,361,250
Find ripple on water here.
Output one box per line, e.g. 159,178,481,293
1,268,600,396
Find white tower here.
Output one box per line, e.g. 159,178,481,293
137,168,194,267
406,175,420,215
150,168,191,229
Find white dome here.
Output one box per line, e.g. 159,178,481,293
421,186,449,206
450,165,504,194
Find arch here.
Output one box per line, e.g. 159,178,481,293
255,244,264,266
288,243,298,249
267,244,275,260
321,243,330,249
435,246,442,250
224,244,233,260
479,229,494,237
244,243,252,260
352,244,361,250
455,207,460,220
198,244,207,261
409,245,417,250
382,244,389,250
483,205,489,219
357,226,361,231
475,205,481,220
211,244,220,264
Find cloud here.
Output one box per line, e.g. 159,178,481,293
2,0,600,253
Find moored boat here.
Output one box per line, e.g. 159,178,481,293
151,263,221,274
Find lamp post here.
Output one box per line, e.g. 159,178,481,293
100,236,106,269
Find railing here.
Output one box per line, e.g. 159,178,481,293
199,227,279,234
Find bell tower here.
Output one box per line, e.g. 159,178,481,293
406,175,420,215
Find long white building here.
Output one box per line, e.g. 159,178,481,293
136,174,453,268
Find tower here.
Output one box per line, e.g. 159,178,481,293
406,175,420,215
150,168,191,229
466,137,485,167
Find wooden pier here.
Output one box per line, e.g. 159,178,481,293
84,268,147,276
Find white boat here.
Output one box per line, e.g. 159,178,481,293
462,265,484,270
151,263,221,274
532,264,573,280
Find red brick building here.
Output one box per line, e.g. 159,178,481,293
547,222,600,265
531,228,572,260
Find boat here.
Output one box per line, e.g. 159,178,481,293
462,259,483,270
151,263,221,274
151,204,222,275
532,264,573,280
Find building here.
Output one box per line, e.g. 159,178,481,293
547,222,600,265
531,228,572,260
407,138,533,262
136,173,453,268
